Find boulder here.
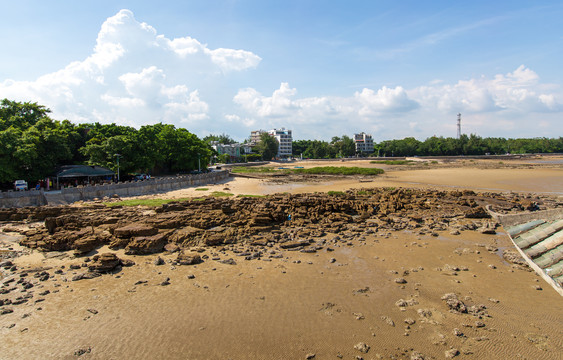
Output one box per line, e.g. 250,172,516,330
464,206,490,219
204,233,224,246
176,252,202,265
73,236,103,255
88,253,121,273
280,239,311,249
441,293,467,314
124,233,168,255
45,217,58,234
164,243,180,253
168,226,203,245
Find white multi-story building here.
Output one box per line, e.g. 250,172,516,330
250,128,293,159
354,132,374,153
268,128,293,158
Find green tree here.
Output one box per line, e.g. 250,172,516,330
203,133,237,145
0,99,51,131
331,135,355,157
255,133,279,160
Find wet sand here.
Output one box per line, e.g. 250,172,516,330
1,158,562,359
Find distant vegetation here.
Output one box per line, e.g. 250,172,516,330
293,166,384,175
375,135,563,157
370,160,415,165
232,166,384,176
292,135,563,159
231,166,277,173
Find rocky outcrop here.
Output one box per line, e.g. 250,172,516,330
4,188,559,258
114,224,159,238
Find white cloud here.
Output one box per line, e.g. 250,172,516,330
208,48,262,72
355,86,419,115
413,65,562,114
0,6,560,142
234,82,301,117
231,66,561,140
0,9,260,130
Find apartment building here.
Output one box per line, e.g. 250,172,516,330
268,128,293,158
354,132,374,153
250,128,293,159
250,130,266,146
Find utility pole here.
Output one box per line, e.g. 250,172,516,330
197,153,201,172
114,153,121,182
457,113,462,139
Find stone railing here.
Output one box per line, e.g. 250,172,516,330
0,170,229,208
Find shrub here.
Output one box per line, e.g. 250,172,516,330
292,166,384,176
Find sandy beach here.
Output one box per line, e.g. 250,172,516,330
1,157,562,360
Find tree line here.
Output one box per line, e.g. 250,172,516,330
2,99,562,185
375,135,563,157
0,99,211,186
292,135,563,158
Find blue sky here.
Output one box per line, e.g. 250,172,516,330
1,1,562,141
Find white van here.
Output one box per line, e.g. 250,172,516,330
14,180,28,191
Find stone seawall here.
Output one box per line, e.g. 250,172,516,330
0,170,229,208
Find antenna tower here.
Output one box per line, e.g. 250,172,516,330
456,113,461,139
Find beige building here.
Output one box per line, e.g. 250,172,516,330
250,130,266,145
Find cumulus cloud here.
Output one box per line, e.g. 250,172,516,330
0,8,560,142
355,86,419,115
231,65,561,140
413,65,561,114
0,9,260,130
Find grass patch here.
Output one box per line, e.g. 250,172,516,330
431,161,438,164
328,191,345,196
104,198,190,207
232,165,384,176
195,188,209,191
370,160,415,165
231,166,278,173
211,191,234,197
292,166,384,176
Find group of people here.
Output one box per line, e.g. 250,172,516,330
34,179,52,190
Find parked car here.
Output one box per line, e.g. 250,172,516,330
14,180,28,191
134,174,150,181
